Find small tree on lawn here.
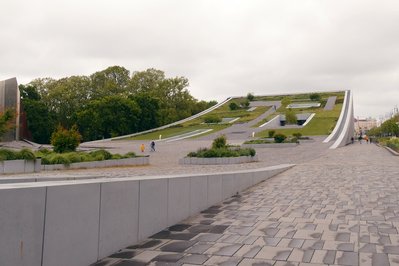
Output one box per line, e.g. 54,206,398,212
229,102,240,110
247,93,255,101
309,93,321,101
285,109,298,125
212,135,227,149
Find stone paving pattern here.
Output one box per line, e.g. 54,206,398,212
92,143,399,265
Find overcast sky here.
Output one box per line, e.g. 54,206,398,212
1,0,398,119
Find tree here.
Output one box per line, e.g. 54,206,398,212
285,109,298,125
281,97,292,106
77,96,140,141
247,93,255,101
309,93,321,101
229,102,239,110
51,125,82,153
90,66,130,99
241,100,250,108
0,109,14,140
381,119,399,137
19,84,55,143
130,93,160,131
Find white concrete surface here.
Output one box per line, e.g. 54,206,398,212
0,164,294,266
98,181,140,258
42,184,100,266
0,187,45,266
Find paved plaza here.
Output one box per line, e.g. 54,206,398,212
93,143,399,266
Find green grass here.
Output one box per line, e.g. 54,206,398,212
124,101,269,140
124,124,229,140
120,91,345,140
181,105,269,126
256,102,343,137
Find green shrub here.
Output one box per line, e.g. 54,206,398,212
65,152,83,163
268,130,276,138
204,116,222,124
387,138,399,152
124,152,136,158
187,147,255,158
41,156,50,164
49,154,71,166
212,135,227,149
309,93,321,101
244,139,273,144
285,109,297,125
17,148,36,160
38,148,51,154
274,133,287,143
293,132,302,139
0,148,18,160
89,149,112,160
240,100,250,108
247,93,255,101
111,154,123,160
229,102,240,110
51,125,82,153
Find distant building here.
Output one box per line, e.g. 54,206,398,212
354,117,377,135
0,77,20,141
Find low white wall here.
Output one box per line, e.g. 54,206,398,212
0,163,294,266
179,155,258,165
41,156,149,171
0,159,41,174
242,143,298,148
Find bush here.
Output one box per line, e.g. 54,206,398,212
309,93,321,101
17,148,36,160
285,109,297,125
204,116,222,124
241,100,250,108
65,152,83,163
247,93,255,101
212,135,227,149
124,152,136,158
111,154,123,160
49,154,71,166
387,138,399,152
51,125,82,153
229,102,240,110
0,148,18,160
293,132,302,139
268,130,276,138
274,133,287,143
89,149,112,160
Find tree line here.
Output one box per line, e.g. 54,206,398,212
20,66,216,143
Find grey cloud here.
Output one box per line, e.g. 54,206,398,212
1,0,398,118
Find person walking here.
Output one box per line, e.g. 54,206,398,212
140,143,145,153
150,141,156,152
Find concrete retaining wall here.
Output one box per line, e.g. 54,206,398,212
41,156,149,171
0,163,294,266
179,155,258,165
0,159,41,174
242,143,298,148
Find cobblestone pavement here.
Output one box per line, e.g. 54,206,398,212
93,143,399,266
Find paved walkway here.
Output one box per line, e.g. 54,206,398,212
94,143,399,266
2,137,329,182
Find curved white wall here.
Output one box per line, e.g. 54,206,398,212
0,164,294,266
